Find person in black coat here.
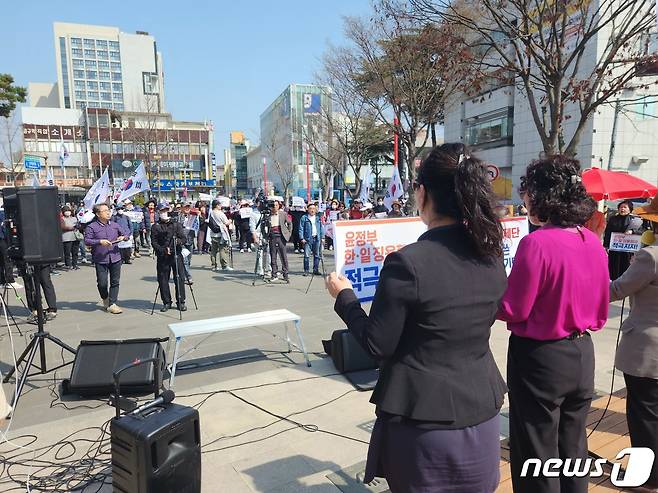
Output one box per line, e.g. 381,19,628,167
326,143,507,493
151,203,187,312
604,200,642,280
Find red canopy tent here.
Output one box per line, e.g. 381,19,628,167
581,167,658,201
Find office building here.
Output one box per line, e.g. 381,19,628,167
30,22,165,113
259,84,331,197
21,106,214,199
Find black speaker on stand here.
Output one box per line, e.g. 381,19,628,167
1,186,77,407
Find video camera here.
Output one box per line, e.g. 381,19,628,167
256,192,275,216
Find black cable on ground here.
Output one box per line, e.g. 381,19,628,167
587,297,625,439
0,370,369,491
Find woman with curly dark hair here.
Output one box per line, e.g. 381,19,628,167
498,155,609,493
326,143,507,492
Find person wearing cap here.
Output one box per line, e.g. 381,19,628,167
349,199,364,220
237,201,253,252
208,199,233,272
61,205,81,270
177,203,197,282
151,202,187,312
609,197,658,489
84,203,130,314
388,201,404,218
124,200,145,258
112,204,133,264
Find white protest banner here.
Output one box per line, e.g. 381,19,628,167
239,208,252,219
323,223,334,239
329,211,338,222
198,193,213,202
291,196,306,208
125,210,143,224
334,217,427,302
610,232,642,253
501,217,530,275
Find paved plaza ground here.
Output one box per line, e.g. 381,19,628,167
0,245,628,492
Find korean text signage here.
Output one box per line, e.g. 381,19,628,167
23,155,42,171
502,217,529,275
23,124,82,140
334,216,530,302
334,217,427,302
610,232,642,253
151,179,216,191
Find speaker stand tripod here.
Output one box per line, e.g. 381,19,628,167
2,264,77,407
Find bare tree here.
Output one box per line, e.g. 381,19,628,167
308,47,398,200
123,94,168,184
333,14,470,209
398,0,658,156
0,110,24,184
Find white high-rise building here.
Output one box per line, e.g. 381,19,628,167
30,22,165,113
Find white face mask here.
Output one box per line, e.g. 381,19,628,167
160,212,169,221
63,211,72,217
117,210,123,215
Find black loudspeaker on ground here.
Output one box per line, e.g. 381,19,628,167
62,339,167,397
2,186,64,264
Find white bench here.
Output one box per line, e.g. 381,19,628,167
166,309,309,388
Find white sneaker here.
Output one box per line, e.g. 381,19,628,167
7,282,23,289
224,266,234,271
247,248,252,252
107,304,123,314
239,249,244,253
294,249,299,253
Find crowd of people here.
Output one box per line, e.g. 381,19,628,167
325,143,658,493
0,192,408,318
2,144,658,491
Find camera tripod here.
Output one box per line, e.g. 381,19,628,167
2,264,77,407
304,241,328,294
150,234,198,320
252,211,273,286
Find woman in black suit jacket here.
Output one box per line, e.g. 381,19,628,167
327,143,508,493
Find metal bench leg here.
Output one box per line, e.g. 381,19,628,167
170,336,182,389
294,320,311,367
284,322,292,353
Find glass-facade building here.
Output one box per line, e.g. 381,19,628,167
259,84,331,196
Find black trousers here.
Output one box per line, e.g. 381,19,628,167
608,251,632,280
62,240,80,267
269,233,288,278
21,264,56,312
156,254,186,305
507,333,594,493
624,373,658,487
0,238,15,283
120,248,132,263
239,223,251,249
95,261,122,305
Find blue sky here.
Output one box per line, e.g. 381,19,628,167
0,0,373,156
